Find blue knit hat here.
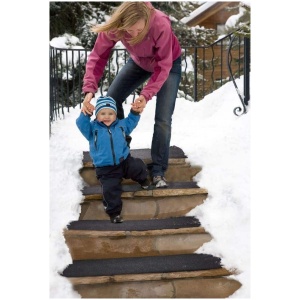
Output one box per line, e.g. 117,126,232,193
95,96,117,116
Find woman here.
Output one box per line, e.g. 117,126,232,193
82,2,182,188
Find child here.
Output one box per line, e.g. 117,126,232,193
76,95,150,223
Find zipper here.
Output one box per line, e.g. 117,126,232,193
108,128,116,165
120,126,126,140
94,130,98,150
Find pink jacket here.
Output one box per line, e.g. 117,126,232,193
83,2,181,101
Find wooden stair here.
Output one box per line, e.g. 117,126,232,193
61,146,241,298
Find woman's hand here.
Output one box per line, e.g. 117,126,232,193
81,92,95,115
131,95,146,113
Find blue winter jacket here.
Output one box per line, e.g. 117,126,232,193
76,110,140,167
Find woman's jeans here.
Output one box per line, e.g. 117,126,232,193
107,56,182,177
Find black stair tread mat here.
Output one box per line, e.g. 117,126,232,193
61,253,221,278
66,216,200,231
82,181,200,195
83,145,187,163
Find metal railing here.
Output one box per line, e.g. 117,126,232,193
49,32,250,124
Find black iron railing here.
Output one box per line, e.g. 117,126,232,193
49,32,250,124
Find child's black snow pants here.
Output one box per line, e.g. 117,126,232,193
95,154,148,218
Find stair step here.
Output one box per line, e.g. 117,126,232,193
82,181,206,198
79,194,206,220
80,146,201,185
68,216,199,231
62,253,220,277
80,164,201,186
79,182,208,220
64,217,212,260
82,145,188,167
61,254,241,298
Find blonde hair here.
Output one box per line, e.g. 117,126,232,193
91,2,153,45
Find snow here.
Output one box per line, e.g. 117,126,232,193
50,34,83,50
225,4,248,29
180,2,214,24
181,1,251,28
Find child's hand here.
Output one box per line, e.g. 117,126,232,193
131,105,144,114
131,95,146,113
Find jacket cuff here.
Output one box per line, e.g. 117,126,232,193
140,92,151,102
130,109,140,115
84,92,95,97
81,111,92,118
